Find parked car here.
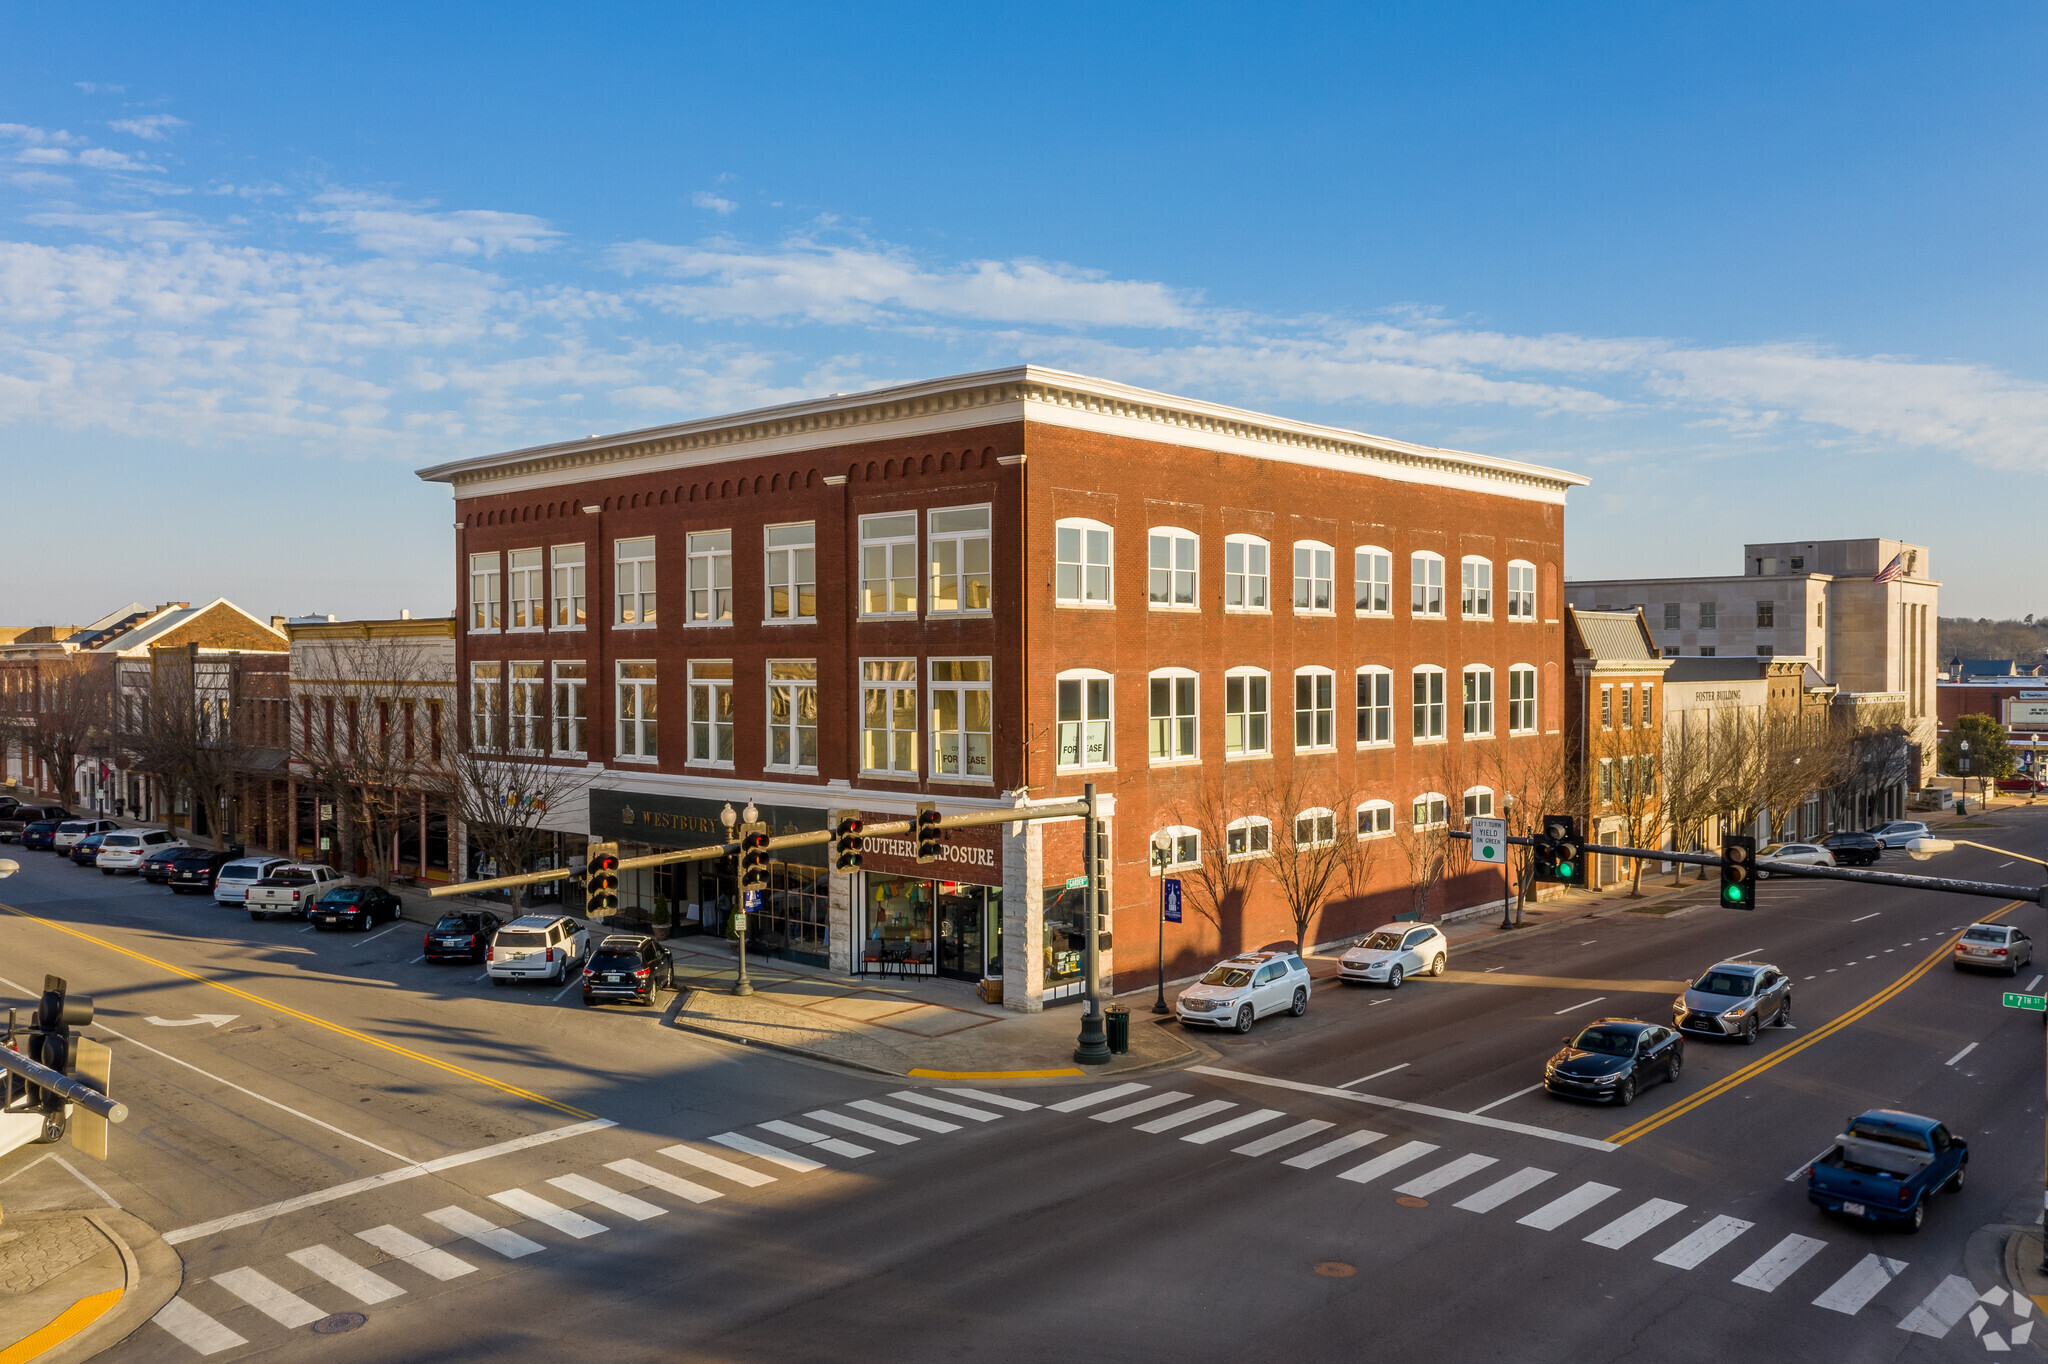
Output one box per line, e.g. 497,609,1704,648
0,806,72,843
1954,922,2032,975
582,934,674,1006
1175,950,1312,1033
1806,1109,1966,1233
19,820,61,852
309,885,403,932
1869,820,1932,850
1996,778,2045,793
53,818,118,852
1674,960,1792,1043
96,828,184,874
164,847,236,893
1818,831,1883,866
1758,843,1836,878
488,915,590,985
68,831,111,866
1338,923,1449,988
213,857,292,905
245,865,346,921
1544,1019,1684,1107
424,911,504,963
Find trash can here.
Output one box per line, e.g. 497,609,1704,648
1104,1004,1130,1054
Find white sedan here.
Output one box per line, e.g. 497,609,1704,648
1339,923,1449,988
1757,843,1836,878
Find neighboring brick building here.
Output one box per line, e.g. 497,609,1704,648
418,367,1585,1008
1565,609,1671,888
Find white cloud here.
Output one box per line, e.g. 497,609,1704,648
107,115,187,142
691,190,738,215
24,211,214,243
301,192,561,259
0,123,158,172
73,83,127,95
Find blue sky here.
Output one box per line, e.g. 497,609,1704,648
4,2,2045,622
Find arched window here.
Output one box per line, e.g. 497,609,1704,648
1461,557,1493,619
1055,518,1113,606
1508,665,1538,734
1355,665,1393,746
1293,541,1335,614
1293,807,1337,848
1152,825,1201,873
1226,815,1272,860
1355,546,1393,615
1224,534,1270,612
1294,667,1336,751
1507,560,1537,621
1148,528,1198,609
1412,665,1446,741
1148,668,1198,762
1462,665,1494,737
1224,667,1271,756
1462,787,1495,821
1411,792,1448,829
1356,800,1395,838
1411,552,1445,617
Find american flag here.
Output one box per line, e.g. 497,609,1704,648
1872,551,1905,584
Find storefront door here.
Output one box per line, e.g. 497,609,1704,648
935,885,983,981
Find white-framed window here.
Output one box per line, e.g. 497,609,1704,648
1056,670,1113,769
1356,800,1394,838
1508,665,1537,734
551,544,586,628
929,506,992,614
1293,541,1335,613
1224,667,1271,757
1355,666,1393,746
766,660,818,771
1412,792,1448,828
469,661,500,749
617,661,659,760
860,659,918,775
1507,561,1536,620
687,530,732,624
685,660,730,765
1597,758,1614,804
930,658,993,780
1620,684,1634,728
1462,666,1494,737
1223,534,1270,612
467,553,501,632
615,537,656,626
1294,667,1336,750
1412,666,1445,740
1411,552,1445,616
1462,786,1494,820
1355,546,1393,615
861,513,920,617
764,523,816,623
1294,807,1337,848
1600,685,1613,730
1055,518,1113,606
1641,682,1655,728
1226,816,1272,860
509,662,543,753
1153,826,1201,872
552,661,586,757
1148,528,1198,609
1460,557,1492,619
1148,668,1198,763
507,549,544,630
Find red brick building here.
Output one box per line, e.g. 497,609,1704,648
418,368,1584,1009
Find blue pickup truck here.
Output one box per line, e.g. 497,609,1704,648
1806,1109,1967,1233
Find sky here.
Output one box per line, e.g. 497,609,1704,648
3,2,2046,624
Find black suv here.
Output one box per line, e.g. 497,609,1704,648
582,934,674,1007
1819,831,1882,867
423,911,503,963
165,847,235,892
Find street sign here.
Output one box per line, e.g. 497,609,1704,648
2004,992,2046,1011
1065,875,1089,890
1162,878,1182,924
743,888,764,912
1470,817,1507,864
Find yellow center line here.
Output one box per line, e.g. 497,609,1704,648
1606,904,2019,1145
1,901,600,1122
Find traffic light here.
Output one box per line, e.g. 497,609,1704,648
739,832,770,889
587,851,620,913
1721,835,1757,909
833,811,865,872
915,803,942,864
1533,815,1587,887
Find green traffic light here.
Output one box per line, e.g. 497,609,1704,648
1557,862,1573,878
1724,886,1744,903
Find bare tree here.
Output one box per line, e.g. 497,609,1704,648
1479,733,1583,918
1169,771,1265,947
1397,746,1472,922
1252,764,1364,952
1608,719,1666,895
121,647,253,848
1659,708,1722,885
432,740,594,914
9,654,114,810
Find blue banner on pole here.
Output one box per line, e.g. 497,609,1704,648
743,888,764,912
1162,877,1182,924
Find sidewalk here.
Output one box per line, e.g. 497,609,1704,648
0,1160,181,1364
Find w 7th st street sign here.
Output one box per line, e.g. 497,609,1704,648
2004,992,2047,1012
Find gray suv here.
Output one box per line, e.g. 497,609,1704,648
1673,961,1791,1044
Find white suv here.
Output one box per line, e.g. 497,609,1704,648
1176,951,1312,1033
488,915,591,986
1340,923,1449,988
96,828,183,874
53,818,118,851
214,857,292,905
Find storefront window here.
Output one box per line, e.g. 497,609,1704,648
1042,886,1088,995
762,862,829,966
865,875,935,974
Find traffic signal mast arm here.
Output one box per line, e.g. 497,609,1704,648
0,1045,126,1124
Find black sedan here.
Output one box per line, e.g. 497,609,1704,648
1544,1019,1684,1107
309,885,403,931
68,832,109,866
164,847,236,893
140,846,185,883
20,821,60,851
582,934,674,1006
1819,831,1883,866
423,911,503,962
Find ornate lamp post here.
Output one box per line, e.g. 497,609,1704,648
1151,829,1173,1014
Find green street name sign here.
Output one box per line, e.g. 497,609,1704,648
2003,992,2046,1012
1065,875,1090,890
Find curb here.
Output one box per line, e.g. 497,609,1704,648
2,1211,182,1364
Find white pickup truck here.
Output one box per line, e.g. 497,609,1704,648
245,865,346,921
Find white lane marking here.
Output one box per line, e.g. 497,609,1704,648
354,1225,475,1280
1234,1119,1334,1156
806,1110,917,1145
1135,1099,1235,1134
473,971,490,981
425,1206,544,1258
362,924,404,943
1827,969,1837,973
1455,1166,1556,1213
1337,1140,1440,1186
935,1088,1039,1110
1554,997,1606,1014
410,955,424,964
2002,860,2018,868
1340,1063,1410,1089
1368,999,1390,1006
847,1099,961,1133
211,1267,326,1327
1048,1082,1149,1113
606,1157,722,1205
1283,1129,1385,1169
1182,1109,1287,1145
710,1132,826,1172
1393,1152,1497,1198
551,977,582,1001
151,1298,247,1355
288,1244,404,1304
1653,1215,1753,1268
0,1153,120,1210
490,1188,607,1238
1733,1234,1829,1291
2029,975,2045,993
1899,1274,1980,1338
658,1144,777,1187
1580,940,1597,946
1517,1181,1621,1231
1946,1043,1979,1068
141,1014,239,1028
1484,965,1505,973
1805,976,1816,980
888,1091,1004,1122
162,1118,616,1244
548,1173,665,1221
1470,1084,1543,1116
1189,1065,1619,1152
1785,1145,1836,1182
759,1120,871,1158
1584,1198,1687,1249
1092,1092,1192,1123
1813,1253,1908,1314
1852,912,1880,923
1733,948,1763,958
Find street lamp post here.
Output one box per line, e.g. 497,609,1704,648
1959,739,1972,815
1151,829,1172,1015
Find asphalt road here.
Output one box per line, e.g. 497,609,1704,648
4,815,2046,1363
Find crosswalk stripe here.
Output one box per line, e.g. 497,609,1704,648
889,1091,1005,1121
287,1244,403,1304
937,1088,1040,1110
426,1206,545,1258
1093,1092,1193,1123
1048,1082,1149,1113
1393,1153,1498,1198
806,1110,919,1146
1584,1199,1687,1249
847,1099,962,1133
1234,1119,1334,1156
1731,1233,1828,1291
1454,1167,1555,1213
1899,1274,1979,1337
759,1120,873,1158
1338,1140,1440,1186
606,1158,724,1205
711,1132,828,1171
355,1225,476,1281
152,1297,247,1355
1516,1181,1621,1231
1283,1129,1385,1169
490,1188,608,1238
1135,1100,1236,1134
1813,1253,1908,1315
1183,1109,1287,1145
660,1143,779,1186
1653,1215,1753,1269
210,1267,326,1328
548,1173,666,1221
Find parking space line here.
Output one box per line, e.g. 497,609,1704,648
1851,913,1880,923
1470,1084,1542,1116
1553,997,1605,1014
1946,1043,1977,1067
362,924,404,943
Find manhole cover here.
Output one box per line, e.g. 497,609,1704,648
1313,1262,1356,1278
312,1313,367,1335
1395,1196,1429,1208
